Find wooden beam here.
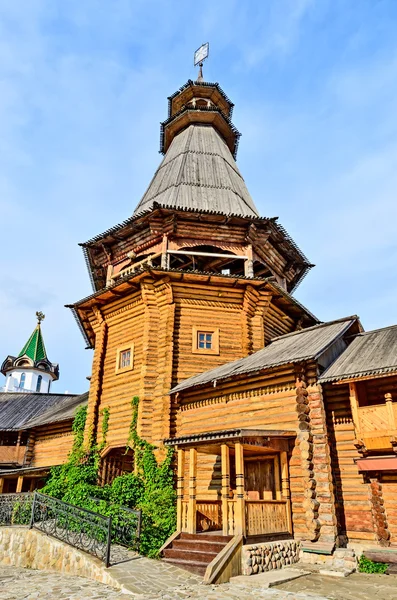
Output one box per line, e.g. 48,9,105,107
221,444,230,536
349,382,361,435
234,442,245,536
16,475,23,494
176,448,185,532
188,448,197,534
0,478,4,494
280,451,293,534
274,454,282,500
167,249,248,260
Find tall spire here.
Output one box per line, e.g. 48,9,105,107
18,312,47,361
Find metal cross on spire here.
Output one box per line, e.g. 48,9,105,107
194,42,209,83
36,311,45,324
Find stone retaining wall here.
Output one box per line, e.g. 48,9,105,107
0,527,119,589
242,540,300,575
299,547,357,571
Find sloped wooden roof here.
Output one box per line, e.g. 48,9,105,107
0,392,87,431
319,324,397,383
24,392,88,428
171,316,358,395
133,124,259,218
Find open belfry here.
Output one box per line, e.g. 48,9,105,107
61,54,397,573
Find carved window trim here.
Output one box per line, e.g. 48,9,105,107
115,344,134,374
192,326,220,355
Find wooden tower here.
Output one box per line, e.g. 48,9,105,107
69,76,317,480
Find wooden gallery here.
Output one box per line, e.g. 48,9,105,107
2,74,397,576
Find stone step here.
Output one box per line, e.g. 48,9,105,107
163,547,218,563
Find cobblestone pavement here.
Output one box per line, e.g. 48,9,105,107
278,571,397,600
1,564,397,600
0,565,328,600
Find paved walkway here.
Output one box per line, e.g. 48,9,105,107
1,562,397,600
278,571,397,600
0,565,327,600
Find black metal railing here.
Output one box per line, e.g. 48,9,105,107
30,492,112,567
0,492,33,526
89,496,141,549
0,491,142,567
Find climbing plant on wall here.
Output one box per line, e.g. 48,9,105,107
42,397,176,558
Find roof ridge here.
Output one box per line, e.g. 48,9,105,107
270,315,359,343
357,323,397,337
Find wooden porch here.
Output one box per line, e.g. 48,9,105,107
165,428,294,539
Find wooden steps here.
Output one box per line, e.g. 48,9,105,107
162,532,233,576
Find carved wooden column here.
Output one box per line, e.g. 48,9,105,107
0,478,4,494
16,475,23,493
385,393,396,432
187,448,197,534
176,448,185,532
280,451,293,534
244,244,254,278
235,441,246,536
221,444,230,535
161,234,169,269
274,454,282,500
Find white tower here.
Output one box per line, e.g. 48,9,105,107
1,312,59,393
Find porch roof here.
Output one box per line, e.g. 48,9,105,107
164,428,296,448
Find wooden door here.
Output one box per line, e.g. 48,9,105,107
245,459,275,500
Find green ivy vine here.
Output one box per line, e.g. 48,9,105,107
42,397,176,558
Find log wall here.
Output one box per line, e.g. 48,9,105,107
31,421,75,468
322,383,376,542
82,275,303,449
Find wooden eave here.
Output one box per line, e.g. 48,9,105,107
80,207,313,294
168,80,234,118
163,428,296,448
68,267,318,349
161,109,240,157
332,370,397,385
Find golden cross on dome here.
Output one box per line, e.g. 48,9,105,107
36,311,45,324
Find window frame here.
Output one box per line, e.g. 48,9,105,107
192,326,220,355
115,344,134,374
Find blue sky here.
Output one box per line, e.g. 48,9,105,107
1,0,396,393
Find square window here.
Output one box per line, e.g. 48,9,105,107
120,349,131,369
192,327,219,355
116,344,134,373
198,332,212,349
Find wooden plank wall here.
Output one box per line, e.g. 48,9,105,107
32,421,75,468
323,383,376,542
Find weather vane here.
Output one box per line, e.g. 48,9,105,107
194,42,209,83
36,311,45,324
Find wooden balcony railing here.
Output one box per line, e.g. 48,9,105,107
196,500,222,532
245,500,290,536
0,446,26,465
356,397,397,450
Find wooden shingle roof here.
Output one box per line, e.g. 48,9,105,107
133,124,259,218
0,392,87,431
319,324,397,383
